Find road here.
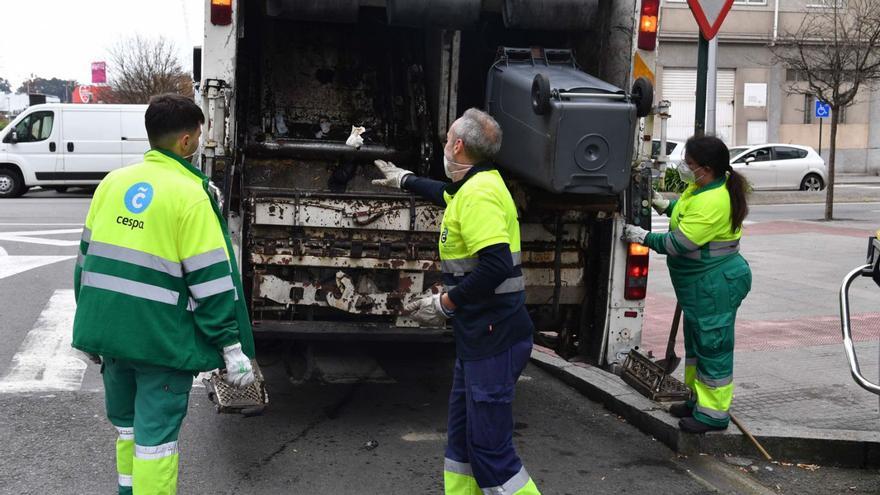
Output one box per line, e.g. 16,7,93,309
0,190,877,493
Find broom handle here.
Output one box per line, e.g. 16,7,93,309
730,413,773,461
666,304,682,361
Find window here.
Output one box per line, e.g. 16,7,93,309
803,94,813,124
651,141,678,158
728,147,749,161
774,146,808,160
10,111,54,143
807,0,845,8
737,147,771,163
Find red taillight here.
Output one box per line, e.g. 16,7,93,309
625,243,650,300
211,0,232,26
637,0,659,51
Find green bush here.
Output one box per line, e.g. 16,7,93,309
0,117,8,131
658,166,687,193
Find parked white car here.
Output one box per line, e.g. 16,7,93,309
651,139,685,169
0,103,149,198
728,144,826,191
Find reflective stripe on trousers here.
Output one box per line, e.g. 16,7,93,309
666,233,741,260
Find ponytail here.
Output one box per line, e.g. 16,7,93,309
725,168,749,232
684,135,749,233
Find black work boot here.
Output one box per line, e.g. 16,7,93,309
679,417,728,434
668,402,693,418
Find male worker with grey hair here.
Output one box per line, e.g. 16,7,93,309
373,108,541,495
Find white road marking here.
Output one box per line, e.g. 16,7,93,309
0,228,83,247
0,290,87,393
0,223,84,226
0,247,7,256
401,432,447,442
0,256,75,280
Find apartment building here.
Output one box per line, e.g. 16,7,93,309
655,0,880,172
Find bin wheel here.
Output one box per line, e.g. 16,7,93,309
631,77,654,118
531,73,552,115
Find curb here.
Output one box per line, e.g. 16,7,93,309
530,347,880,468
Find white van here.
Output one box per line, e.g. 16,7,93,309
0,103,149,197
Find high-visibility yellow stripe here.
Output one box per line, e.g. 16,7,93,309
132,452,179,495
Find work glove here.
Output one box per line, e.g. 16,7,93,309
622,224,649,244
652,190,670,215
222,343,255,388
346,126,366,149
372,160,413,189
403,293,453,327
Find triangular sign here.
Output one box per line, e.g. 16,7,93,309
687,0,735,40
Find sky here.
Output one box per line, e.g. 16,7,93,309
0,0,204,89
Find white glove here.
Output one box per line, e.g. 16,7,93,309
622,224,649,244
652,190,670,215
403,293,452,326
372,160,414,189
346,126,365,149
222,343,255,388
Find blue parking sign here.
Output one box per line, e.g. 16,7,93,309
815,100,831,119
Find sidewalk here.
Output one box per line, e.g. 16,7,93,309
533,214,880,467
838,173,880,185
660,173,880,205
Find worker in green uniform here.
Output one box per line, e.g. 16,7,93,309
622,135,751,433
72,94,256,494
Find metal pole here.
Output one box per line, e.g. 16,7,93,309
694,35,709,136
706,37,718,135
819,117,823,156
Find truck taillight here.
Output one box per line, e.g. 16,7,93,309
211,0,232,25
637,0,659,51
625,243,650,300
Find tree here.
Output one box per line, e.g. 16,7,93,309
16,77,77,101
107,35,193,104
0,77,10,93
771,0,880,220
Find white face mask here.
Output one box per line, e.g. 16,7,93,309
677,165,696,184
183,139,202,164
443,143,473,182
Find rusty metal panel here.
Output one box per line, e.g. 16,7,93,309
252,197,443,231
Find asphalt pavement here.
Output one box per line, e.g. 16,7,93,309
0,189,878,493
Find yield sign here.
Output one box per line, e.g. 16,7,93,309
687,0,734,39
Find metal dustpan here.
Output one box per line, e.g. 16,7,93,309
620,349,691,402
203,360,269,417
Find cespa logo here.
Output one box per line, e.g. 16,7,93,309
124,182,153,214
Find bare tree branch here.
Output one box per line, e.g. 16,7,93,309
106,35,193,104
770,0,880,219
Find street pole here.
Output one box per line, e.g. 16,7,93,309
706,37,718,135
818,117,823,156
694,35,709,136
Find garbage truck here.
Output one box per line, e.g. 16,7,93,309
196,0,662,370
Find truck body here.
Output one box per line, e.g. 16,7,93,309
199,0,658,369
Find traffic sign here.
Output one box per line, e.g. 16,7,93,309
815,100,831,119
687,0,735,39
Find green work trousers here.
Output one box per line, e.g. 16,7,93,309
103,358,193,495
675,255,752,428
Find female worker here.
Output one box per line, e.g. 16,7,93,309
622,135,752,433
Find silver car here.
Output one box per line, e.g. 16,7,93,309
729,144,826,191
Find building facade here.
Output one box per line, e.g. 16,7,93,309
656,0,880,173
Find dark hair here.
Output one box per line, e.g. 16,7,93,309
684,135,749,232
145,93,204,146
